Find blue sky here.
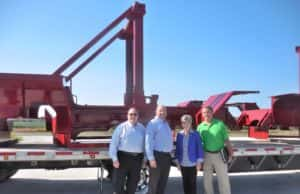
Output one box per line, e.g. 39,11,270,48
1,0,300,110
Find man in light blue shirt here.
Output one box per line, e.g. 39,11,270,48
145,105,173,194
109,107,145,194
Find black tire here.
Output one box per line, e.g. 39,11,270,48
0,169,18,183
136,167,149,191
119,167,149,192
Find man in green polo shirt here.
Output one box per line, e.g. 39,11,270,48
197,106,233,194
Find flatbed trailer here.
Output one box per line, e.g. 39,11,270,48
229,137,300,172
1,137,300,193
1,138,300,171
0,138,111,193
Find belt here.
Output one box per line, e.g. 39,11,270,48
118,151,143,157
154,150,171,155
205,150,221,153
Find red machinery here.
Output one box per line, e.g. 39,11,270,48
0,2,202,148
0,2,256,148
235,93,300,139
1,2,299,149
231,47,300,139
0,2,155,148
194,91,259,131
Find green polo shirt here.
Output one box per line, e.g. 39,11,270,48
197,118,229,152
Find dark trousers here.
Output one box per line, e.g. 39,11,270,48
113,151,143,194
181,166,197,194
147,151,171,194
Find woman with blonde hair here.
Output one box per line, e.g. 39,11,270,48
175,114,204,194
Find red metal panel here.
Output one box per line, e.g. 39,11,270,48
27,152,45,156
283,147,294,151
55,151,73,155
0,88,22,106
24,89,45,106
195,91,259,125
264,147,276,151
245,148,258,152
225,102,259,111
177,100,203,108
248,126,269,139
0,152,16,156
201,91,259,113
271,94,300,127
0,105,21,118
50,90,68,106
238,109,271,127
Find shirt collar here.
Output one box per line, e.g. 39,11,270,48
203,118,216,126
180,129,193,135
127,121,138,127
154,116,166,122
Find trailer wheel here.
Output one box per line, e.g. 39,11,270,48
0,169,18,183
136,167,149,191
122,167,149,192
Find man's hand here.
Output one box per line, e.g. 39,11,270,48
225,139,234,163
196,163,202,171
113,160,120,168
149,160,157,168
227,146,234,163
228,156,233,163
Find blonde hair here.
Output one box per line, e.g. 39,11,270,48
181,114,193,125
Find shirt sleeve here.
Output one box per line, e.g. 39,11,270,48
145,121,155,161
196,124,202,136
195,132,204,163
174,133,180,163
109,125,122,162
140,124,148,162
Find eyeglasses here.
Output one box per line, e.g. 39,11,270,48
128,113,138,116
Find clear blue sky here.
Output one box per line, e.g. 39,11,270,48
1,0,300,110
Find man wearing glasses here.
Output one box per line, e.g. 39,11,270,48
109,108,146,194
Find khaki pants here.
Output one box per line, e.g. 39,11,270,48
203,152,231,194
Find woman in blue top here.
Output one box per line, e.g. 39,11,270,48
175,114,204,194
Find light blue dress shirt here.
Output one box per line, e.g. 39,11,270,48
109,121,146,162
145,117,173,161
181,133,196,167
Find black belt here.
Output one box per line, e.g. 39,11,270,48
205,150,221,153
154,150,171,155
118,151,143,157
